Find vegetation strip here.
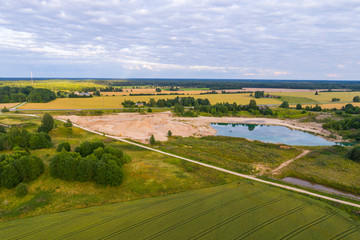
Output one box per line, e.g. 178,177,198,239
61,120,360,209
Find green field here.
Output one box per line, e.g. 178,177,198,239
160,136,301,174
1,182,359,240
0,115,236,221
0,79,107,91
272,91,360,103
19,94,281,110
279,146,360,194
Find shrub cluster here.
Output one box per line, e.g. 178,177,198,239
0,151,44,188
323,117,360,130
0,126,52,151
50,141,130,186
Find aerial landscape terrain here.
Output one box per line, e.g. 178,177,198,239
1,1,360,239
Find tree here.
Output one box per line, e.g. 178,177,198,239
296,104,302,110
315,91,319,95
147,108,152,112
38,113,54,133
1,107,9,113
353,96,360,102
167,130,172,137
150,135,156,145
149,98,156,107
29,132,52,149
155,87,161,92
350,146,360,162
248,100,257,110
1,164,19,188
254,91,264,98
279,101,289,109
0,125,6,133
56,142,71,152
174,103,184,115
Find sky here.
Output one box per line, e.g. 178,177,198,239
0,0,360,80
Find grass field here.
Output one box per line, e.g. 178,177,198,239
0,80,106,91
160,136,301,174
298,102,360,109
272,91,360,104
1,182,359,240
19,94,281,110
0,115,236,221
279,146,360,195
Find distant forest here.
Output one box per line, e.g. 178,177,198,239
103,79,360,90
2,78,360,90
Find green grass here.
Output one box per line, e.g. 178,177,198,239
279,96,319,104
0,115,236,221
159,136,301,174
279,146,360,194
1,182,359,239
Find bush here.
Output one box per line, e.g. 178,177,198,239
279,101,289,109
353,96,360,102
168,130,172,137
56,142,71,152
29,132,52,149
296,104,302,110
15,183,28,197
64,119,73,127
2,107,9,113
350,146,360,162
38,113,54,133
0,125,6,133
150,135,156,145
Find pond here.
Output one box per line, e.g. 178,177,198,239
283,177,360,201
211,123,336,146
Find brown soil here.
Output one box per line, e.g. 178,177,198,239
57,112,339,143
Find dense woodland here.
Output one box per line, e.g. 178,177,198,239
0,86,56,103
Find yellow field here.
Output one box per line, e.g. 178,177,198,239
19,94,281,110
272,91,360,103
294,102,360,109
0,103,19,109
1,80,105,91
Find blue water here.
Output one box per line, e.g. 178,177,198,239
211,123,335,146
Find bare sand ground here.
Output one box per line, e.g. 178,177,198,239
57,112,338,143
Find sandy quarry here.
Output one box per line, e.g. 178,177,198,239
57,112,337,143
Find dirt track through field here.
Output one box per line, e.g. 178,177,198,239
272,150,311,175
57,118,360,209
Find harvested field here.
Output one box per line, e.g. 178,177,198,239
19,94,281,110
272,91,360,103
0,103,19,109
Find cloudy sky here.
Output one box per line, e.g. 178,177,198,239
1,0,360,79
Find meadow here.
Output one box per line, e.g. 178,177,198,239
0,103,18,109
0,115,236,221
272,91,360,104
1,182,359,240
160,136,301,174
19,93,281,110
0,79,106,91
279,146,360,194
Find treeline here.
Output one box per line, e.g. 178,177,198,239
122,96,211,108
323,117,360,131
0,126,52,151
0,151,44,188
50,141,130,186
99,86,123,92
0,86,56,103
102,79,360,90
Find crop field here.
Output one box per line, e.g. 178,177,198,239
0,103,18,109
1,182,359,240
0,80,106,91
19,94,281,110
272,91,360,104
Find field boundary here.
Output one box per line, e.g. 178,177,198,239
57,119,360,209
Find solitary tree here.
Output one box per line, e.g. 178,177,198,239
38,113,54,133
315,91,319,95
248,100,257,110
150,135,156,145
64,119,72,127
296,104,302,110
353,96,360,102
279,101,289,109
167,130,172,137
